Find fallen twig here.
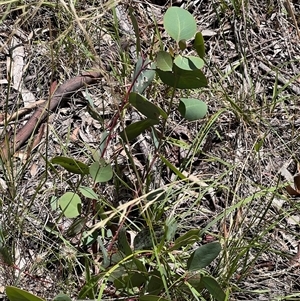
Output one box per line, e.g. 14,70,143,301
258,61,300,95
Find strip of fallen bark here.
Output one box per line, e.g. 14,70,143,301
1,70,102,160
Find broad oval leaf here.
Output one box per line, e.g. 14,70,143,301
163,7,197,41
177,70,207,88
156,68,207,89
187,241,221,271
174,55,204,71
147,270,164,295
6,286,45,301
51,156,89,175
129,92,166,120
178,98,207,120
79,186,99,200
89,160,113,183
201,276,226,301
156,69,177,88
156,51,173,72
120,118,159,141
59,192,81,218
193,32,205,59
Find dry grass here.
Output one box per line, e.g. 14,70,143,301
1,0,300,300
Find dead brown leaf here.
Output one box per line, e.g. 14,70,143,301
70,127,80,142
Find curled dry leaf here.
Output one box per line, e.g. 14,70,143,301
289,243,300,266
280,162,300,196
70,127,80,142
285,176,300,196
10,36,35,105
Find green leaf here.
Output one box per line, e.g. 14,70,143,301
51,156,89,175
151,127,160,149
193,32,205,58
175,63,207,81
133,56,155,94
118,227,132,256
155,70,176,88
165,218,177,241
146,189,166,202
81,230,98,247
99,131,109,155
130,273,147,288
0,245,12,266
66,217,86,237
185,271,203,291
133,257,147,273
254,139,264,152
120,118,159,141
169,229,200,251
78,274,102,299
89,160,113,183
59,192,81,218
0,227,13,265
53,294,72,301
134,226,165,250
163,7,197,41
147,270,164,295
156,51,173,71
122,272,147,289
50,196,59,210
178,39,187,51
187,241,221,271
140,295,171,301
167,137,190,149
129,92,166,120
114,270,145,291
174,55,204,71
160,155,186,179
178,98,207,120
129,7,141,54
79,186,99,200
85,89,104,123
156,67,207,89
201,276,226,301
6,286,45,301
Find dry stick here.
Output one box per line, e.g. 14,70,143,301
258,62,300,95
284,0,300,40
1,70,102,159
